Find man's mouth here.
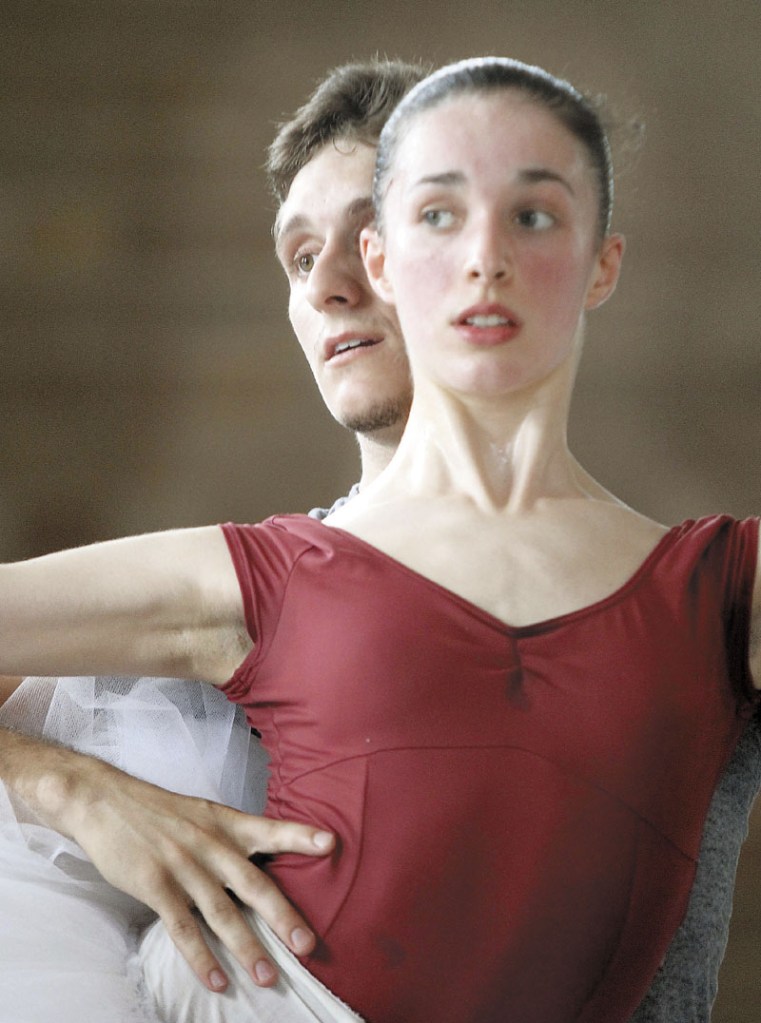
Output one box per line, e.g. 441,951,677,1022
334,338,378,355
326,335,382,361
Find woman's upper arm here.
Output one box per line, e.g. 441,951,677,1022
0,525,249,683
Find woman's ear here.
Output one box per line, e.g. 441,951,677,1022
585,232,625,311
360,225,395,304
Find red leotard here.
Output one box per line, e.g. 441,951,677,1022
221,514,759,1023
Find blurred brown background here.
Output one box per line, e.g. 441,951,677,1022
1,1,759,1017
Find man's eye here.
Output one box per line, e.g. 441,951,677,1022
422,208,455,229
294,252,316,274
516,208,555,231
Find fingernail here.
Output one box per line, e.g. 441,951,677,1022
209,969,227,991
313,830,333,850
254,959,276,985
290,926,312,953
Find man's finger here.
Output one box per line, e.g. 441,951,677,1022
233,814,335,858
154,892,230,991
183,869,284,987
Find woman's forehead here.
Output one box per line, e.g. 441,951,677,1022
392,92,591,186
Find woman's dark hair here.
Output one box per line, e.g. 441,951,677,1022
374,57,615,239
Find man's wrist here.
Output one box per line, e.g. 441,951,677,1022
0,727,108,836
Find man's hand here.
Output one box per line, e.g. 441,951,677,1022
1,729,333,992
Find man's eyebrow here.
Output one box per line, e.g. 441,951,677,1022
347,196,376,221
273,211,306,250
274,196,375,251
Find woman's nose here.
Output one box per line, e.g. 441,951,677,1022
464,222,511,282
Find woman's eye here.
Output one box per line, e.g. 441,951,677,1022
516,208,555,231
422,208,455,229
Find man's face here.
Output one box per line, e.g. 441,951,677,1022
275,142,412,437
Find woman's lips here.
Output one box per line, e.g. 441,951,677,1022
454,305,522,346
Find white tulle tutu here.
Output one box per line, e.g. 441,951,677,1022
0,675,268,1023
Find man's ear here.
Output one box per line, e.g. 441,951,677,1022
585,232,625,311
360,225,395,304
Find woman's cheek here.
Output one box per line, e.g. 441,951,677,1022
390,245,451,313
525,250,591,320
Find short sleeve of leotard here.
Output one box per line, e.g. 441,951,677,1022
219,518,315,701
716,515,760,704
219,514,760,707
677,515,759,707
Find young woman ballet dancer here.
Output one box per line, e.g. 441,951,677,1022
1,57,758,1023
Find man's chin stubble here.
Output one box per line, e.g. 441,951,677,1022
341,397,411,435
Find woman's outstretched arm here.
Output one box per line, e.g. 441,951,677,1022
0,528,339,988
0,526,247,684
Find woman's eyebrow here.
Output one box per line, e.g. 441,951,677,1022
518,167,575,195
411,167,575,196
413,171,466,190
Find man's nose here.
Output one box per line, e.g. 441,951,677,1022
306,248,366,310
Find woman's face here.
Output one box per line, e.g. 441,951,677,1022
364,90,623,401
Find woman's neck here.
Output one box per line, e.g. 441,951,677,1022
366,372,588,514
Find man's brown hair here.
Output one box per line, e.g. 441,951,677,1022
266,58,428,204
